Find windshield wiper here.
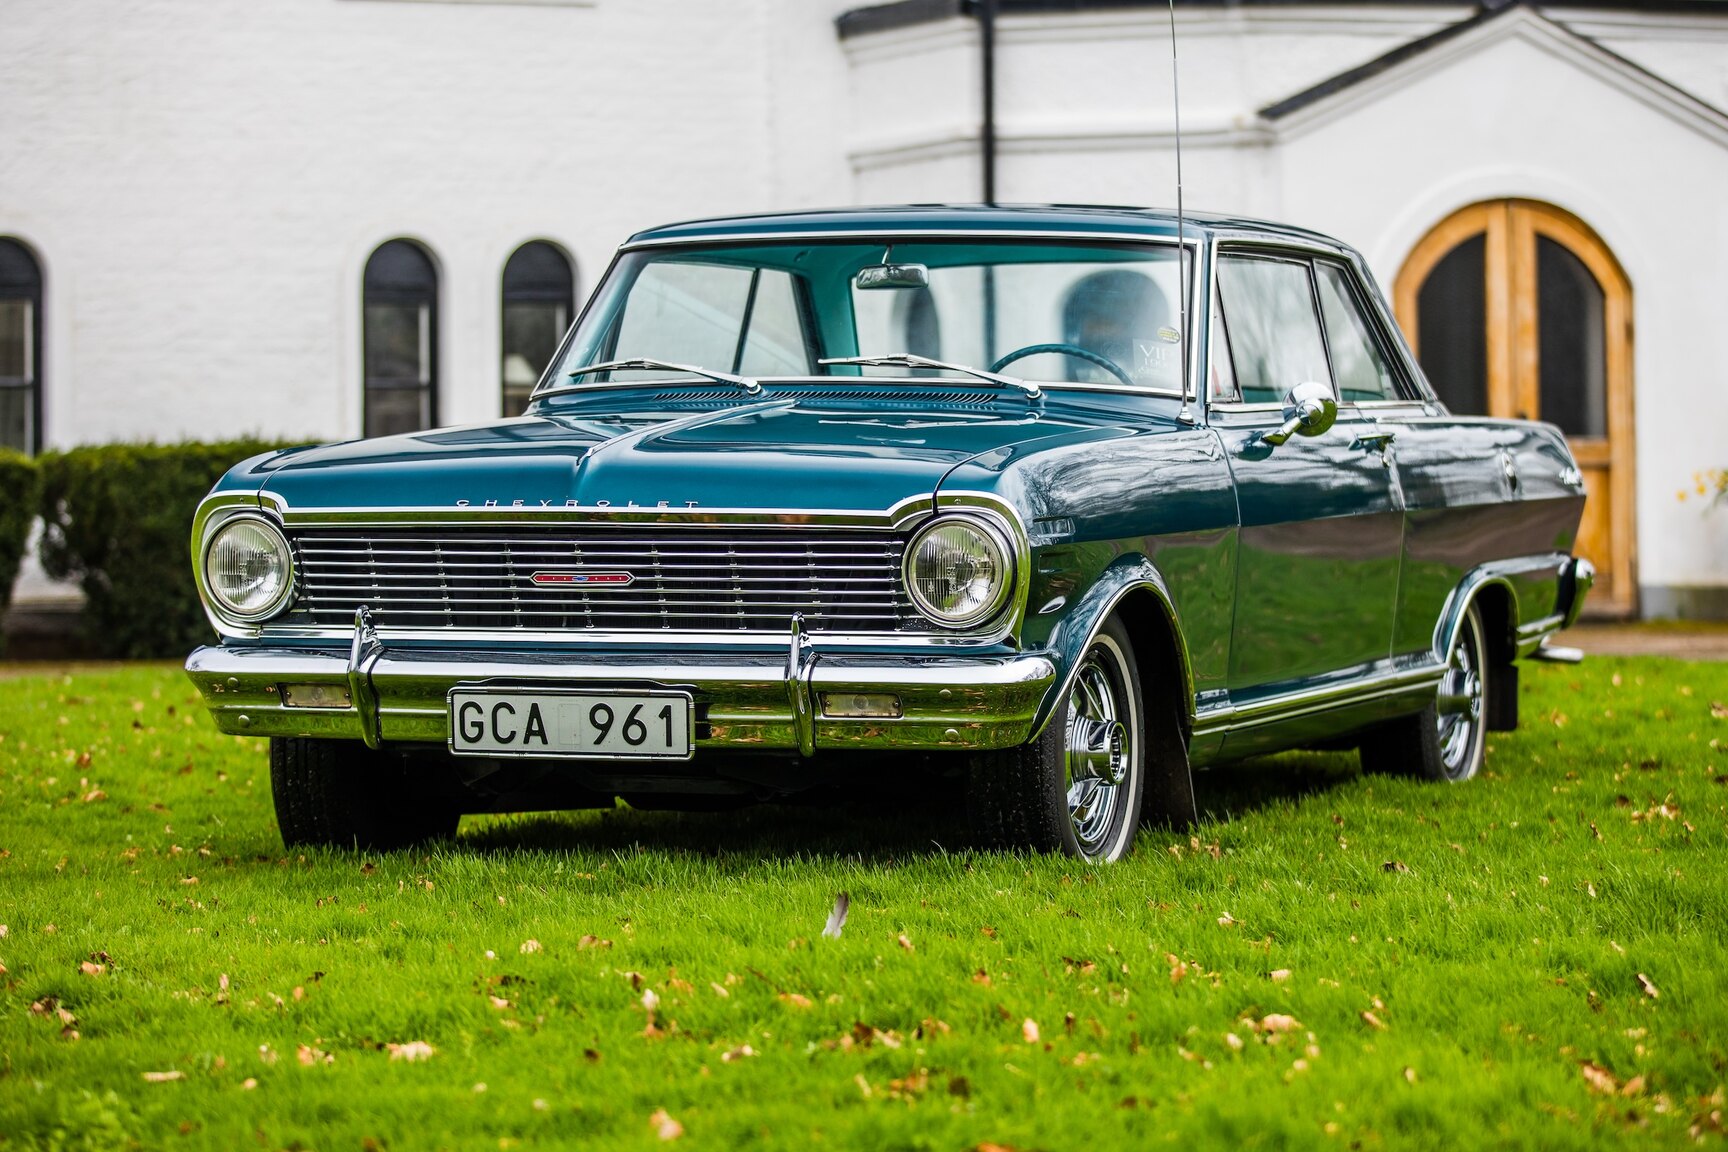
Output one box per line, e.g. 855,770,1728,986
537,358,762,399
817,353,1042,402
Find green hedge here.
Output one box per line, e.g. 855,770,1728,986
0,448,43,652
38,441,298,659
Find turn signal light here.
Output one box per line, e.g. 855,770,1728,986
820,692,902,719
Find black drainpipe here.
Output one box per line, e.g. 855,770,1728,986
975,0,997,204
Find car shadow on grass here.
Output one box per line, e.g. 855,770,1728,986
449,749,1368,861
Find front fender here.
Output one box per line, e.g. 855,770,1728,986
1027,556,1195,739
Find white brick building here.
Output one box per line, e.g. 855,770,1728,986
2,0,1725,616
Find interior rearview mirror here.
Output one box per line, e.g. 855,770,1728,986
855,264,930,290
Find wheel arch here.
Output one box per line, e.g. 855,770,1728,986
1434,565,1531,668
1027,558,1196,741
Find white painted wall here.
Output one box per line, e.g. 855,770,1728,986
1,1,1723,605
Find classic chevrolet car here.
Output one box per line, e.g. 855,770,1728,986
187,205,1592,862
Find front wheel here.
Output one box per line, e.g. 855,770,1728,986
1360,601,1490,782
270,737,461,850
967,617,1146,862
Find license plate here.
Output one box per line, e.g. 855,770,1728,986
448,688,692,760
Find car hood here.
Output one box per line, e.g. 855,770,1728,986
256,398,1135,516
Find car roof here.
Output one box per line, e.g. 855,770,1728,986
625,203,1350,250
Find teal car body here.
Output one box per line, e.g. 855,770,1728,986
186,205,1592,857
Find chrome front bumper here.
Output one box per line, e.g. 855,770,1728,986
185,637,1056,755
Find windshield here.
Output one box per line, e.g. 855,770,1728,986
546,238,1189,394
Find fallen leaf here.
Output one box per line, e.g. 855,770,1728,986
79,961,106,976
241,1078,258,1090
1361,1010,1387,1031
624,971,644,990
720,1044,756,1063
296,1044,332,1066
82,789,106,803
1270,969,1292,983
1382,860,1411,874
1711,701,1727,719
1637,973,1660,999
822,892,850,939
1259,1014,1301,1033
1580,1062,1620,1095
649,1108,683,1141
1404,1066,1418,1084
779,992,812,1009
1022,1018,1041,1043
897,933,914,953
578,935,612,950
142,1070,183,1083
710,982,730,998
1217,913,1238,928
1623,1075,1647,1097
489,995,512,1010
519,939,542,955
641,988,660,1012
387,1041,435,1062
1225,1032,1244,1051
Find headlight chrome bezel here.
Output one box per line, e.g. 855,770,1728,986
200,513,296,625
902,514,1016,630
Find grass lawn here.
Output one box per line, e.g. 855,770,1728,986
1,656,1725,1151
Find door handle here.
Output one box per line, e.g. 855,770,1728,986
1354,430,1396,451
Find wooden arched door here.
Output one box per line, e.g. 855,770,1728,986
1395,200,1635,617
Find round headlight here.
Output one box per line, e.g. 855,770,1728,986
904,516,1013,628
204,517,293,621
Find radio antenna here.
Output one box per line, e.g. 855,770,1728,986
1168,0,1195,424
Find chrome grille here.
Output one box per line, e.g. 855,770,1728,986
283,527,925,633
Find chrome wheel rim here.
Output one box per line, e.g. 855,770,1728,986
1065,639,1135,857
1435,614,1485,779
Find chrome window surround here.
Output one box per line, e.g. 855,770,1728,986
1204,234,1433,418
191,488,1033,649
529,231,1206,404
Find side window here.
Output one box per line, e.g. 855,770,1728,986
1215,255,1331,405
1316,263,1401,403
1207,284,1238,402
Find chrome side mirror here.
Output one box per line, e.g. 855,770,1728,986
1260,381,1337,446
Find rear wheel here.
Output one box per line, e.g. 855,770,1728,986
1360,602,1490,782
270,737,460,850
967,616,1146,862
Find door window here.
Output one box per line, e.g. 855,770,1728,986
1316,263,1401,403
1215,255,1332,405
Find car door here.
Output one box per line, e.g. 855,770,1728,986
1208,249,1405,747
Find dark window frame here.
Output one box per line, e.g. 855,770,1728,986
363,239,439,438
0,237,44,455
501,240,576,417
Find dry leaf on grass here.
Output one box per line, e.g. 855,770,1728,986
1581,1062,1620,1095
1637,973,1661,999
387,1041,435,1062
578,934,612,950
1361,1010,1387,1031
519,939,541,954
296,1044,332,1066
1269,969,1292,983
79,961,106,976
1021,1018,1041,1043
822,892,850,939
779,992,812,1009
897,933,914,953
1257,1014,1302,1033
721,1044,756,1062
1382,860,1411,874
142,1070,183,1083
649,1108,683,1141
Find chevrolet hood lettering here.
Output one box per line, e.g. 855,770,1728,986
256,398,1124,514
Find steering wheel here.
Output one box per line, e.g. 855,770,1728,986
989,343,1137,389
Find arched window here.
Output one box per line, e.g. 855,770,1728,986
0,239,43,454
363,239,438,437
501,241,574,416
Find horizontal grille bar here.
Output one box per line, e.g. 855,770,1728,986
283,526,928,634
